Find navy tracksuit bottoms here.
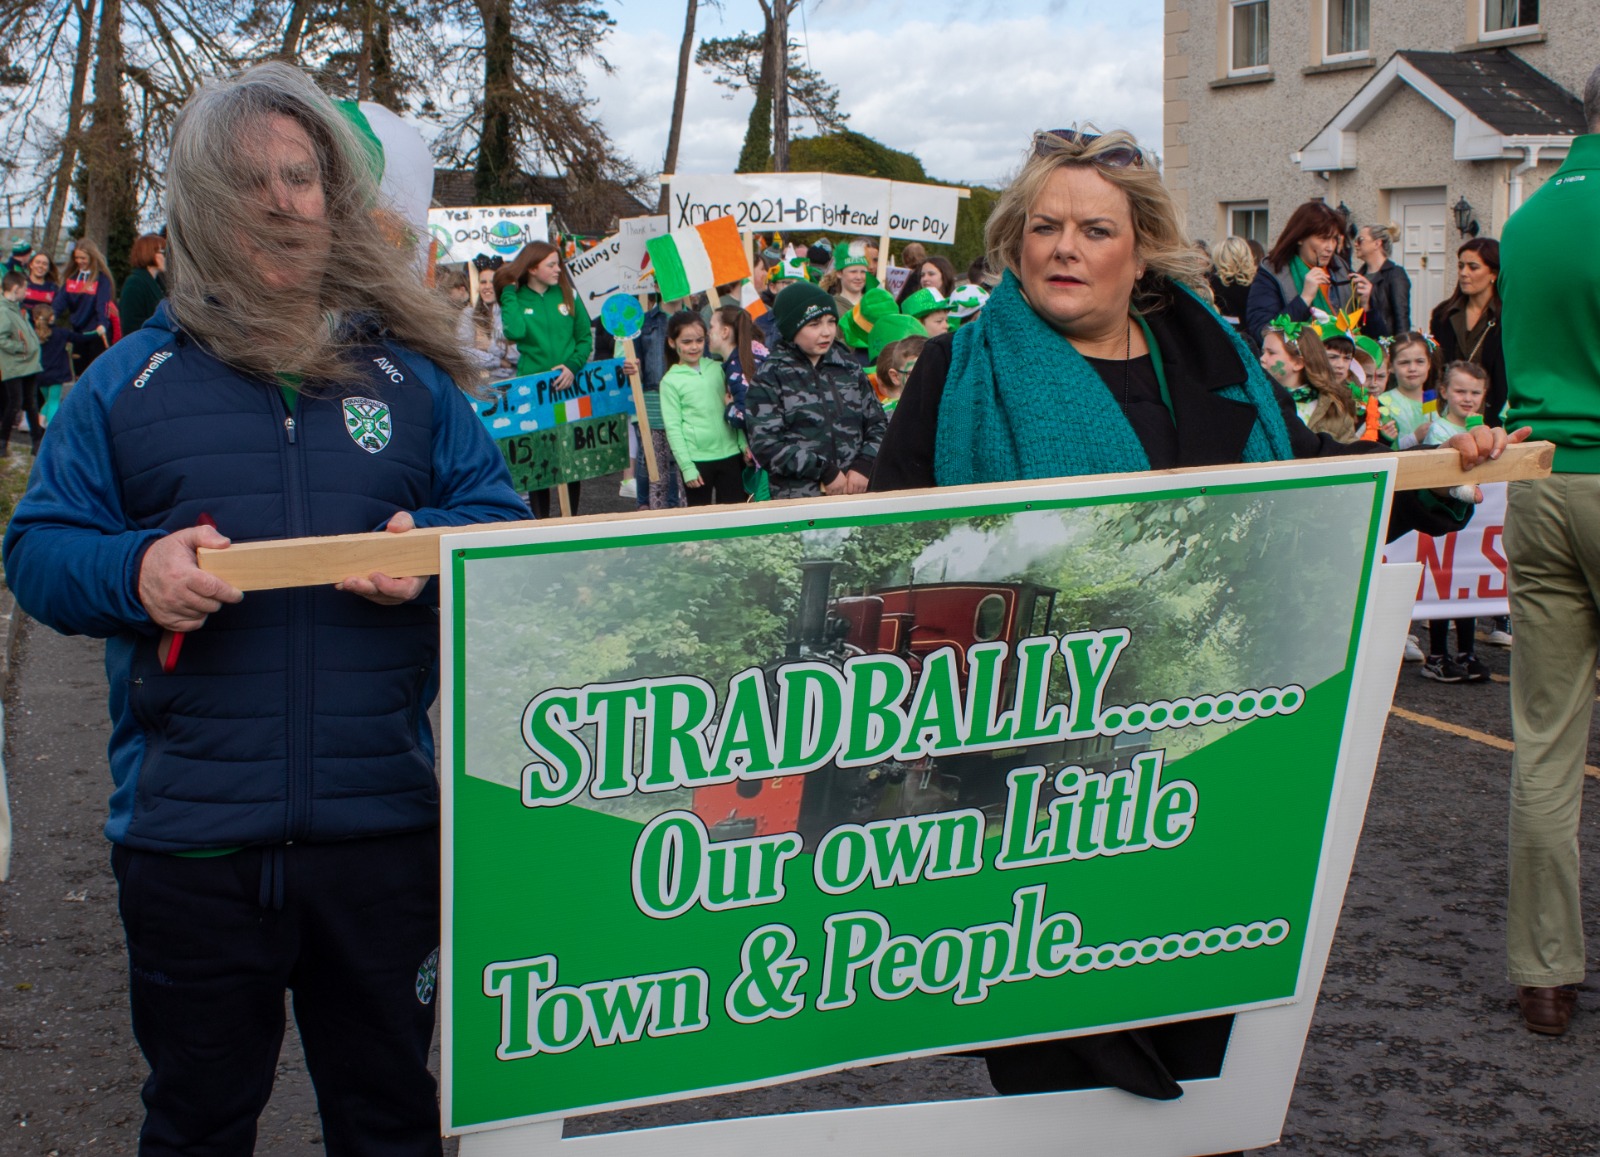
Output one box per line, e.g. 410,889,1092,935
111,828,442,1157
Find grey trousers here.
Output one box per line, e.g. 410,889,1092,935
1505,474,1600,986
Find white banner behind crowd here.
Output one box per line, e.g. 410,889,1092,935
1383,481,1510,619
664,173,963,244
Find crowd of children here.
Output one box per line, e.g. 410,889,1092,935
455,233,994,513
1257,303,1501,683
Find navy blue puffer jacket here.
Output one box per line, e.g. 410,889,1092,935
3,306,527,851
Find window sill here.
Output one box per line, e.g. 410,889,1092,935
1303,57,1376,76
1210,70,1275,89
1457,29,1545,50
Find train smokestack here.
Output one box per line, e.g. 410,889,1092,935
792,559,838,656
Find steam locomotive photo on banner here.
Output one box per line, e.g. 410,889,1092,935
691,568,1136,849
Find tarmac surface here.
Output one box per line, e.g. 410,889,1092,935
3,483,1599,1155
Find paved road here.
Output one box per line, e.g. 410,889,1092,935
3,572,1599,1153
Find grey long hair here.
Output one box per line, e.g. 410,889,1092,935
164,62,479,391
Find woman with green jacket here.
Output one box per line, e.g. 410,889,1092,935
495,241,593,517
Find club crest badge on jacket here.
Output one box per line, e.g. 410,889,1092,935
344,396,392,453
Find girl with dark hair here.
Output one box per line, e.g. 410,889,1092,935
497,240,593,517
1244,200,1377,343
23,251,59,322
709,304,768,432
119,233,167,335
1355,223,1410,337
1429,238,1506,427
896,256,957,305
661,310,748,506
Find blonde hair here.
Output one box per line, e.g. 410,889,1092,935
1212,236,1256,286
1361,222,1400,256
985,126,1209,312
68,238,114,294
164,61,480,392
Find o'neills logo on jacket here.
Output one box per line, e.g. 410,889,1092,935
132,350,174,389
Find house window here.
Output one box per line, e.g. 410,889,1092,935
1325,0,1370,58
1482,0,1538,35
1229,0,1269,75
1228,203,1270,248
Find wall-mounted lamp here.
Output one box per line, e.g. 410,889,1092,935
1452,195,1481,238
1337,200,1357,241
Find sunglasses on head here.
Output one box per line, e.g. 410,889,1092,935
1032,129,1145,168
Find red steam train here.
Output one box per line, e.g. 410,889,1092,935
693,561,1136,846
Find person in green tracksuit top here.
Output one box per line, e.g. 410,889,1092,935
1498,72,1600,1038
495,241,593,517
659,311,748,506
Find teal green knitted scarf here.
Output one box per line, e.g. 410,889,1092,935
934,271,1293,486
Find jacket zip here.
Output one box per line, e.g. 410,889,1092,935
273,388,312,841
814,360,843,477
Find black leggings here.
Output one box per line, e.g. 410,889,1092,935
529,480,581,519
0,374,41,453
685,453,746,506
1429,617,1476,657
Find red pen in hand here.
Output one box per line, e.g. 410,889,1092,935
158,512,216,673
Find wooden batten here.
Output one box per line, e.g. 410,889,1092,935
197,442,1554,592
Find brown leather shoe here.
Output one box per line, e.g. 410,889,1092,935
1516,985,1578,1035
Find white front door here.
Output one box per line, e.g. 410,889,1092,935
1391,188,1448,333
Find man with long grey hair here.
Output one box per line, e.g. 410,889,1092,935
3,62,527,1152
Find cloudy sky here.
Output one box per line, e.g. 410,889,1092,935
587,0,1163,190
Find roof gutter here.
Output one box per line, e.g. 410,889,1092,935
1506,136,1574,214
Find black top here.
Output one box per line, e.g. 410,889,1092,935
1361,260,1412,338
1082,353,1179,469
870,283,1471,542
1430,296,1507,429
1205,272,1253,325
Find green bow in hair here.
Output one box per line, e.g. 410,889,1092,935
1269,315,1309,344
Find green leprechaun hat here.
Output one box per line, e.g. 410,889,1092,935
837,244,870,272
867,312,927,363
900,287,953,320
837,287,901,349
769,255,812,284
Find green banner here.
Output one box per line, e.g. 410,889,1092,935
443,464,1388,1132
497,412,629,491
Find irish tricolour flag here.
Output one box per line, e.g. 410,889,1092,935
645,216,751,301
554,396,591,424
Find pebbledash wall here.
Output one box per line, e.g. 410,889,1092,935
1163,0,1599,325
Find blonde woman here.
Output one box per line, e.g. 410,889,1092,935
1206,236,1256,338
869,122,1522,1116
1355,222,1410,337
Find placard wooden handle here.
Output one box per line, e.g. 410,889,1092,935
196,442,1554,592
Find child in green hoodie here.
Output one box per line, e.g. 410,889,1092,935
660,311,747,506
0,273,43,457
